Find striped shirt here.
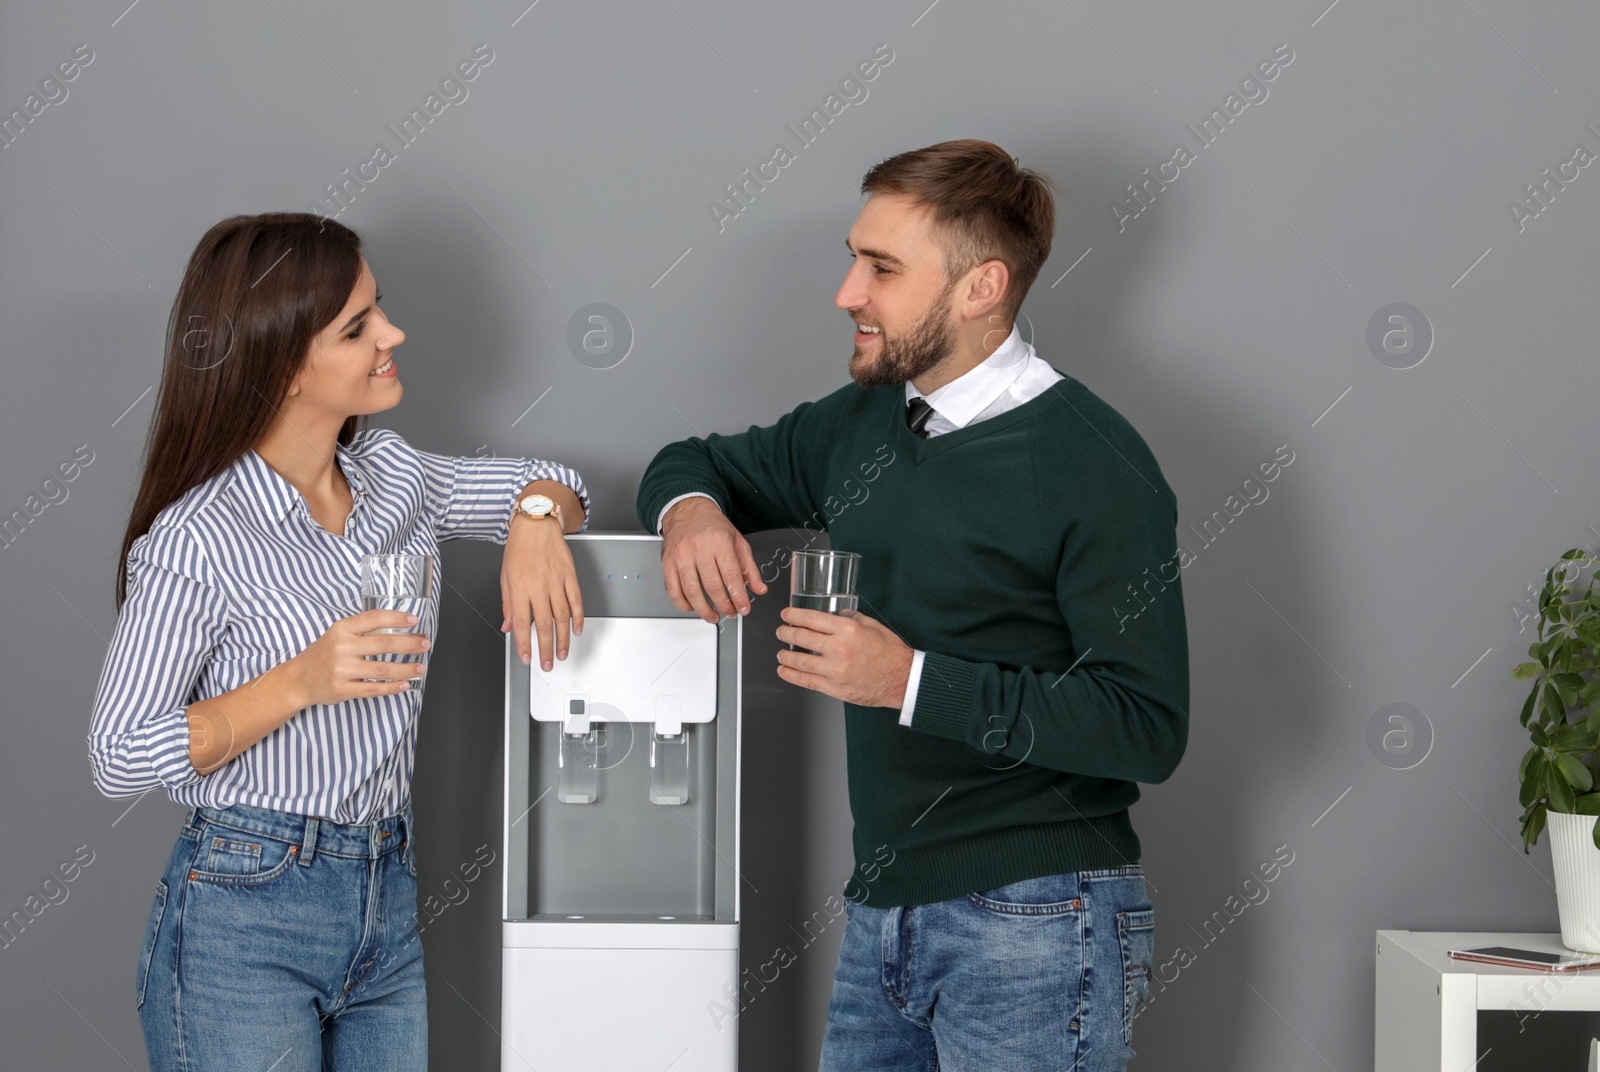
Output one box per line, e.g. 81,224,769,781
88,428,589,823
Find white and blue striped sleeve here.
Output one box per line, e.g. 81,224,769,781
88,525,228,798
413,445,591,544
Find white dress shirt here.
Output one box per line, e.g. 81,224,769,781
656,327,1063,727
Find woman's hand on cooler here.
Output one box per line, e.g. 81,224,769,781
501,513,584,671
285,609,429,706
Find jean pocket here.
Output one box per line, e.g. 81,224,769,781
187,831,300,887
136,880,168,1010
1116,907,1155,1044
967,874,1083,917
203,836,263,876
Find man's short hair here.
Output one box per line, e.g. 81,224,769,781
860,139,1056,320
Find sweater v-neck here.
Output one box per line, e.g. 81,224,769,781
892,366,1073,461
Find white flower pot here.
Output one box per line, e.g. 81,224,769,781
1547,810,1600,953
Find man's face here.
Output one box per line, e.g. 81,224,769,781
835,193,961,388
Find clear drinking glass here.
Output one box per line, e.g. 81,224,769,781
360,553,434,691
788,549,861,655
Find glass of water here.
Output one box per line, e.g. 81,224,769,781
360,553,434,691
789,549,860,655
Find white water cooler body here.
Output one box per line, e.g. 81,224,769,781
502,534,741,1072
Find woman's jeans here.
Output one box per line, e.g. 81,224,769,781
819,864,1154,1072
136,801,426,1071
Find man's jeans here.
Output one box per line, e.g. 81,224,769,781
819,864,1154,1072
136,801,426,1071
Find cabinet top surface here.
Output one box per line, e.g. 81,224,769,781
1377,930,1600,976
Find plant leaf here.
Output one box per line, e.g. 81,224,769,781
1548,764,1576,812
1574,793,1600,816
1544,682,1566,723
1552,723,1591,751
1556,753,1593,792
1513,661,1544,681
1523,759,1544,807
1522,686,1541,728
1528,802,1549,852
1525,753,1549,805
1559,681,1581,707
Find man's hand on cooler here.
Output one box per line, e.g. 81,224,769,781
660,496,768,622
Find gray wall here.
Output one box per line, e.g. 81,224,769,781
3,0,1598,1068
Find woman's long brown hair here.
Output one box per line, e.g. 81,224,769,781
116,213,369,608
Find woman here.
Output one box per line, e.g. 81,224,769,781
87,212,588,1070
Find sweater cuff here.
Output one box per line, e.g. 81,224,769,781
644,482,727,534
657,492,720,535
897,650,926,727
906,650,982,744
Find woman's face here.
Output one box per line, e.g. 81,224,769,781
286,257,406,418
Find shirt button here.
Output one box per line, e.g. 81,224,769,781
383,777,395,794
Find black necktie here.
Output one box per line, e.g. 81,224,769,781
906,397,934,438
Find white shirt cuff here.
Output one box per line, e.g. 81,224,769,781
657,492,719,535
898,650,926,727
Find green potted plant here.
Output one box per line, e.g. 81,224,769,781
1514,547,1600,952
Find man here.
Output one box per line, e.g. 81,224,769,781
635,139,1188,1071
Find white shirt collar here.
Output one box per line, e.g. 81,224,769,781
905,327,1033,430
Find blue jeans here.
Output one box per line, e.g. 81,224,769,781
136,801,427,1071
819,864,1154,1072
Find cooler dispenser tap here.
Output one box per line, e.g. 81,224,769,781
557,695,601,804
650,696,690,806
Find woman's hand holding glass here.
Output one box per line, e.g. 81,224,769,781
286,610,430,706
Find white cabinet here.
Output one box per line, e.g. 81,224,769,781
1376,930,1600,1071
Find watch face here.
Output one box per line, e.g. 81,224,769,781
520,494,555,515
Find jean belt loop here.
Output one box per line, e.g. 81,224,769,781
298,815,320,867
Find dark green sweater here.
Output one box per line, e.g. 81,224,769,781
635,371,1189,906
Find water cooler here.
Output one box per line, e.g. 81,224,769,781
502,534,742,1071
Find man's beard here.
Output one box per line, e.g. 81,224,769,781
848,280,959,388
